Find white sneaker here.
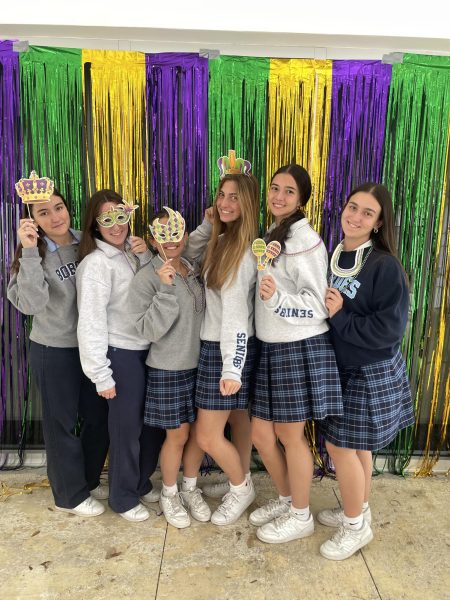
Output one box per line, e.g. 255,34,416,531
202,480,230,499
160,493,190,529
90,483,109,500
55,496,105,517
320,521,374,560
119,503,150,522
317,506,372,527
180,488,211,522
256,511,314,544
249,499,290,526
211,481,256,525
140,488,161,503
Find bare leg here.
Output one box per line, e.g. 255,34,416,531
160,424,190,486
251,417,290,496
228,409,252,474
326,441,364,517
182,422,205,478
275,422,313,509
356,450,373,503
195,409,245,485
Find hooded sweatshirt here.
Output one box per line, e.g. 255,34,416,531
76,238,151,392
255,218,329,343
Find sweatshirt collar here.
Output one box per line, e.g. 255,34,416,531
45,228,80,252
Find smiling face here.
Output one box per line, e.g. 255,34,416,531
149,216,187,260
31,194,71,244
97,201,129,249
267,173,301,224
216,179,242,224
341,192,382,250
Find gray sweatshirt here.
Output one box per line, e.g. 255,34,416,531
183,218,212,262
255,218,329,343
76,238,151,392
128,254,205,370
7,231,81,348
201,248,257,383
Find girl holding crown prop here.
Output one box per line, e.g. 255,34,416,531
8,174,109,517
317,183,413,560
127,207,212,528
76,190,165,523
192,152,260,525
249,164,342,544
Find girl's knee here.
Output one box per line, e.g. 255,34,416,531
251,421,276,450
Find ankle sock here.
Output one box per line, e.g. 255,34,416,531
230,479,251,495
290,505,310,521
343,513,364,530
362,501,369,511
162,483,178,497
181,476,197,492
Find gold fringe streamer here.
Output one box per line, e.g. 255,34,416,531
0,479,50,502
415,121,450,477
82,50,147,234
266,59,332,232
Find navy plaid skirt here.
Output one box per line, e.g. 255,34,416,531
251,332,343,423
145,367,197,429
195,337,257,411
320,349,414,450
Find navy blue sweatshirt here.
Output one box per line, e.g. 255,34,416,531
329,248,409,368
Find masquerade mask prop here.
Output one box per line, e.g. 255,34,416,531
96,198,139,231
15,171,54,218
252,238,282,271
149,206,186,262
217,149,252,178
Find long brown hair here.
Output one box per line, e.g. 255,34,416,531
202,174,260,289
345,182,397,256
78,189,124,262
10,189,67,275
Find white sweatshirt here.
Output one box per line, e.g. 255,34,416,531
201,248,257,383
255,218,329,343
76,238,151,392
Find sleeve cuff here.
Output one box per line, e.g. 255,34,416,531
95,376,116,393
263,289,280,310
21,247,40,258
220,370,242,384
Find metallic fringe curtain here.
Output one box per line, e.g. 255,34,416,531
146,53,208,231
0,41,25,460
20,46,84,227
322,61,392,251
82,50,147,234
266,59,332,232
383,54,450,475
208,56,269,229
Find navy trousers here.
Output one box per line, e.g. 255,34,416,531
107,347,165,513
29,342,110,509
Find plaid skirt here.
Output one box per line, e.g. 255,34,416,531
145,367,197,429
251,332,343,423
195,337,257,411
320,349,414,450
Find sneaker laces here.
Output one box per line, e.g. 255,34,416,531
216,491,240,515
330,525,361,549
185,488,206,511
164,493,187,517
258,499,288,519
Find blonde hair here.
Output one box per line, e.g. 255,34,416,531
202,174,260,289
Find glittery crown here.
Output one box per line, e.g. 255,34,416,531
15,171,54,204
217,150,251,178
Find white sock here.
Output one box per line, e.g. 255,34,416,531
290,505,310,521
245,472,251,482
229,479,251,495
343,513,364,530
362,501,369,511
162,483,178,497
182,476,197,491
279,494,292,504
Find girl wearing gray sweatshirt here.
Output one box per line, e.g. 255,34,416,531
249,164,342,545
7,189,109,517
194,167,260,526
76,190,165,523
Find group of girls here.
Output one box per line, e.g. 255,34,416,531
8,157,413,561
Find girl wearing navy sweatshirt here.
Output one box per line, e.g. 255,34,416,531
318,182,414,560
